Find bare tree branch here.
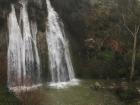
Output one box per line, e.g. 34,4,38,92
122,14,134,37
135,26,139,35
122,14,139,81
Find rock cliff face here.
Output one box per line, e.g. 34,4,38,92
0,2,11,85
0,28,8,85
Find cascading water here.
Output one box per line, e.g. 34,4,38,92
46,0,78,87
8,5,23,87
7,3,41,91
30,21,41,76
21,3,41,85
8,0,78,90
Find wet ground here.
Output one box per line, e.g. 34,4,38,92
2,80,140,105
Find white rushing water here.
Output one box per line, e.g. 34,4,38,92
8,3,41,91
46,0,77,86
8,5,23,87
31,21,41,74
21,3,41,85
8,0,78,90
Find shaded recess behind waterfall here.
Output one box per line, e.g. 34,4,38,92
27,0,49,81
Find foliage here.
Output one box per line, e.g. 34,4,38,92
0,86,19,105
115,86,139,103
52,0,140,80
98,50,114,61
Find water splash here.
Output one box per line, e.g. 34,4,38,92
46,0,76,84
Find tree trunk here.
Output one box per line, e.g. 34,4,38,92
130,34,137,81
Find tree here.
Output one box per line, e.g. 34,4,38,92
117,0,140,81
122,15,139,81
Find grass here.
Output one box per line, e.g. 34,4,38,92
41,80,124,105
0,80,139,105
0,86,19,105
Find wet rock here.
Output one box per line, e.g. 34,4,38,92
94,81,102,90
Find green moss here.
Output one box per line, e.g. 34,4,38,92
0,86,20,105
99,50,114,61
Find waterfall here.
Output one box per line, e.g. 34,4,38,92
7,0,78,90
21,3,41,85
46,0,77,86
8,5,23,87
7,3,41,91
30,21,41,75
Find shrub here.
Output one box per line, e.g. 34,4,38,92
116,86,139,103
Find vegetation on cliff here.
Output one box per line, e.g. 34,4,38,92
51,0,140,81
